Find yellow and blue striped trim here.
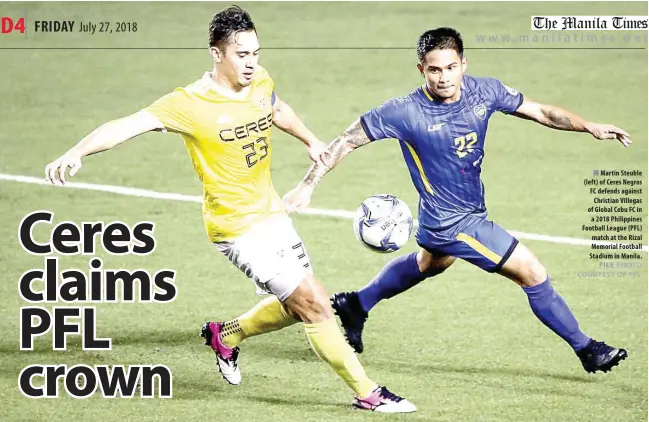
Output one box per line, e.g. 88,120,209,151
422,84,435,102
404,142,434,195
456,233,501,264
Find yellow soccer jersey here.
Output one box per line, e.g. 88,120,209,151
145,66,285,242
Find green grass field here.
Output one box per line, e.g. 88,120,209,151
1,2,647,421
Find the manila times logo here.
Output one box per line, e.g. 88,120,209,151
1,16,26,34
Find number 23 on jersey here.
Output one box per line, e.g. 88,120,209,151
242,137,269,167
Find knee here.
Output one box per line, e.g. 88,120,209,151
300,295,332,323
416,250,454,275
503,243,548,287
284,277,333,324
416,250,432,273
295,297,333,324
522,259,548,287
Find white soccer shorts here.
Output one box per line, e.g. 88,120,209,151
214,216,314,301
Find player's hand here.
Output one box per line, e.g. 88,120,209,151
44,151,83,185
283,183,313,214
307,140,330,167
586,123,632,147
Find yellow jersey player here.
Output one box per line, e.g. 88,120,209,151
44,6,415,413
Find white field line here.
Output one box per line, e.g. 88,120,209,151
1,173,647,252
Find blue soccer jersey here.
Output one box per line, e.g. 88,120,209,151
360,74,524,231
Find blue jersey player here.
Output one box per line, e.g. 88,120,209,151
284,28,631,374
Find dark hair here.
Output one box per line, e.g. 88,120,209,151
417,27,463,62
209,5,256,50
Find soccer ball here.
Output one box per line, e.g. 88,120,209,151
353,194,413,253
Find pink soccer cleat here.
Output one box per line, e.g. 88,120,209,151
353,386,417,413
200,322,241,385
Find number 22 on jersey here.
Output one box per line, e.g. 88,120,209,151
454,131,477,158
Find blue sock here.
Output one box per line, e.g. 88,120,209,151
358,252,437,314
523,277,591,351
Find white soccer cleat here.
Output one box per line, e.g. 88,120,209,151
353,386,417,413
201,322,242,386
215,348,241,385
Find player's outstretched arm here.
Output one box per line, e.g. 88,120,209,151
302,119,370,187
283,119,370,213
44,110,164,185
271,94,327,166
512,98,632,147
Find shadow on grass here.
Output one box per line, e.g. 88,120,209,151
171,376,348,410
252,340,602,385
241,394,349,410
377,360,597,384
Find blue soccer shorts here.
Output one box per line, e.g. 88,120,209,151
415,215,519,273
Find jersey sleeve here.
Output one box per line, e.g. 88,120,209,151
145,89,194,135
359,98,411,141
486,78,524,114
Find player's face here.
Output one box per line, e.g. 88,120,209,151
211,30,260,88
417,49,467,101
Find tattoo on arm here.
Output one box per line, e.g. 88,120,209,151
303,119,370,187
547,109,574,130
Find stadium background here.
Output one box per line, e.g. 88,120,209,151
0,2,647,421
